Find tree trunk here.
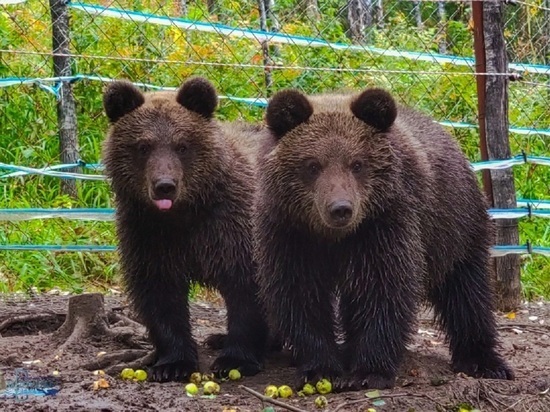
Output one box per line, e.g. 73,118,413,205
375,0,383,29
482,1,521,311
347,0,374,43
298,0,320,20
265,0,281,60
437,1,447,54
207,0,222,20
412,0,422,28
258,0,273,95
50,0,79,198
174,0,187,15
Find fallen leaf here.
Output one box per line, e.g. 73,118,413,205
92,378,110,391
506,312,516,319
366,390,381,398
97,378,109,389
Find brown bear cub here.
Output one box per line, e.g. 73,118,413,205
102,77,268,382
254,87,514,390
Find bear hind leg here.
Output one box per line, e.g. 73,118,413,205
430,256,514,380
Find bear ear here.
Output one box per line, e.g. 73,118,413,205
176,77,218,119
265,89,313,139
103,80,145,123
350,88,397,132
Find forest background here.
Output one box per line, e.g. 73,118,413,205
0,0,549,299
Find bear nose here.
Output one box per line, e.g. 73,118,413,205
154,178,176,199
329,200,353,224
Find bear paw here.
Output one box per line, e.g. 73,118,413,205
342,372,396,390
295,361,344,389
453,355,515,380
149,359,198,383
210,355,262,378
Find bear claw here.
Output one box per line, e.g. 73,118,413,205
210,355,262,378
149,359,198,383
295,363,344,390
342,372,396,390
453,357,515,381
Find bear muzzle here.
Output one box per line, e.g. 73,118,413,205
151,178,178,211
327,200,354,227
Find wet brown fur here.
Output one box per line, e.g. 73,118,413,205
255,87,514,390
101,78,268,383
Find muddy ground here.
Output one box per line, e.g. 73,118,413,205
0,292,548,412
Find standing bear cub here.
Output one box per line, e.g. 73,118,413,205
102,77,268,382
255,87,514,390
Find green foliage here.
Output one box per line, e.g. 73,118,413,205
0,0,548,297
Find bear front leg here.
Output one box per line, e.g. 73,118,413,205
259,259,343,387
429,254,514,380
130,276,198,382
340,224,422,390
210,271,269,378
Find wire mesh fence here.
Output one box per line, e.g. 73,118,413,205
0,0,549,296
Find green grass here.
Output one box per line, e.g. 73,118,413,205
0,0,548,298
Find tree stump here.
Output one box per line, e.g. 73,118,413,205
50,293,153,373
53,293,109,349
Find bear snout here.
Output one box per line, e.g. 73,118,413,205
151,178,178,211
327,200,354,227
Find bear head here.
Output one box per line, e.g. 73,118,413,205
263,87,399,238
101,77,221,212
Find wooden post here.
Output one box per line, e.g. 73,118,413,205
474,1,521,311
50,0,79,198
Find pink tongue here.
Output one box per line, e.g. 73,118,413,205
154,199,173,210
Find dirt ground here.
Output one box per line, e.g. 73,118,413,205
0,292,548,412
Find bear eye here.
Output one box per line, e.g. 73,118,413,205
351,161,363,173
305,159,322,177
137,141,151,155
176,144,187,155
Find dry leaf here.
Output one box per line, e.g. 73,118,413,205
92,377,110,390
